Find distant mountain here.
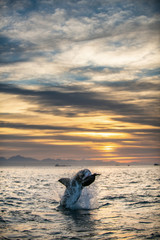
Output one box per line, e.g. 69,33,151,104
8,155,38,163
0,155,122,166
0,157,7,164
0,155,39,166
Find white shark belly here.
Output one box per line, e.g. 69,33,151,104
60,184,82,208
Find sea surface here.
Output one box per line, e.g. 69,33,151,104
0,166,160,240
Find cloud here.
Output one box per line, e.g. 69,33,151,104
0,0,159,161
0,120,88,132
0,82,159,127
113,116,160,127
0,0,159,91
0,1,159,62
116,146,160,157
0,82,143,113
0,34,34,65
101,77,160,92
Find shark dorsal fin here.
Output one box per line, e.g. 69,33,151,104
58,178,70,187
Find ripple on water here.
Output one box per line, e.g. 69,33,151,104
0,166,160,240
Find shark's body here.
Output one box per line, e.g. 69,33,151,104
58,169,99,208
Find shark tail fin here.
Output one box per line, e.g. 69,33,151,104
58,178,70,187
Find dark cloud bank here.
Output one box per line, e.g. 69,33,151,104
0,83,159,127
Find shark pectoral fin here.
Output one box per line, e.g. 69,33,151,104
58,178,70,187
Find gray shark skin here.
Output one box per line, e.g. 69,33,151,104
58,169,100,209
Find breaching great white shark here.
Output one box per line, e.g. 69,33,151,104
58,169,100,208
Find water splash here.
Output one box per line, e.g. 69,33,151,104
71,185,99,210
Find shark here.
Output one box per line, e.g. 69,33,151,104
58,169,100,208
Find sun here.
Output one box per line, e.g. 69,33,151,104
104,146,114,151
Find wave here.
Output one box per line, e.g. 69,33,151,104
102,195,126,200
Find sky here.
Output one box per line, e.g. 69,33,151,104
0,0,160,164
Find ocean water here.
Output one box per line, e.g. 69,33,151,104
0,166,160,240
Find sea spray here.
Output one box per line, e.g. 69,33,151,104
74,184,99,210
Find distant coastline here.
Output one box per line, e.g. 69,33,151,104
0,155,118,166
0,155,157,166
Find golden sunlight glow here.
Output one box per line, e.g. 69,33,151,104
90,142,120,153
30,138,89,146
0,94,31,114
66,131,131,139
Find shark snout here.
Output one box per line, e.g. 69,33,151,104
94,173,101,176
